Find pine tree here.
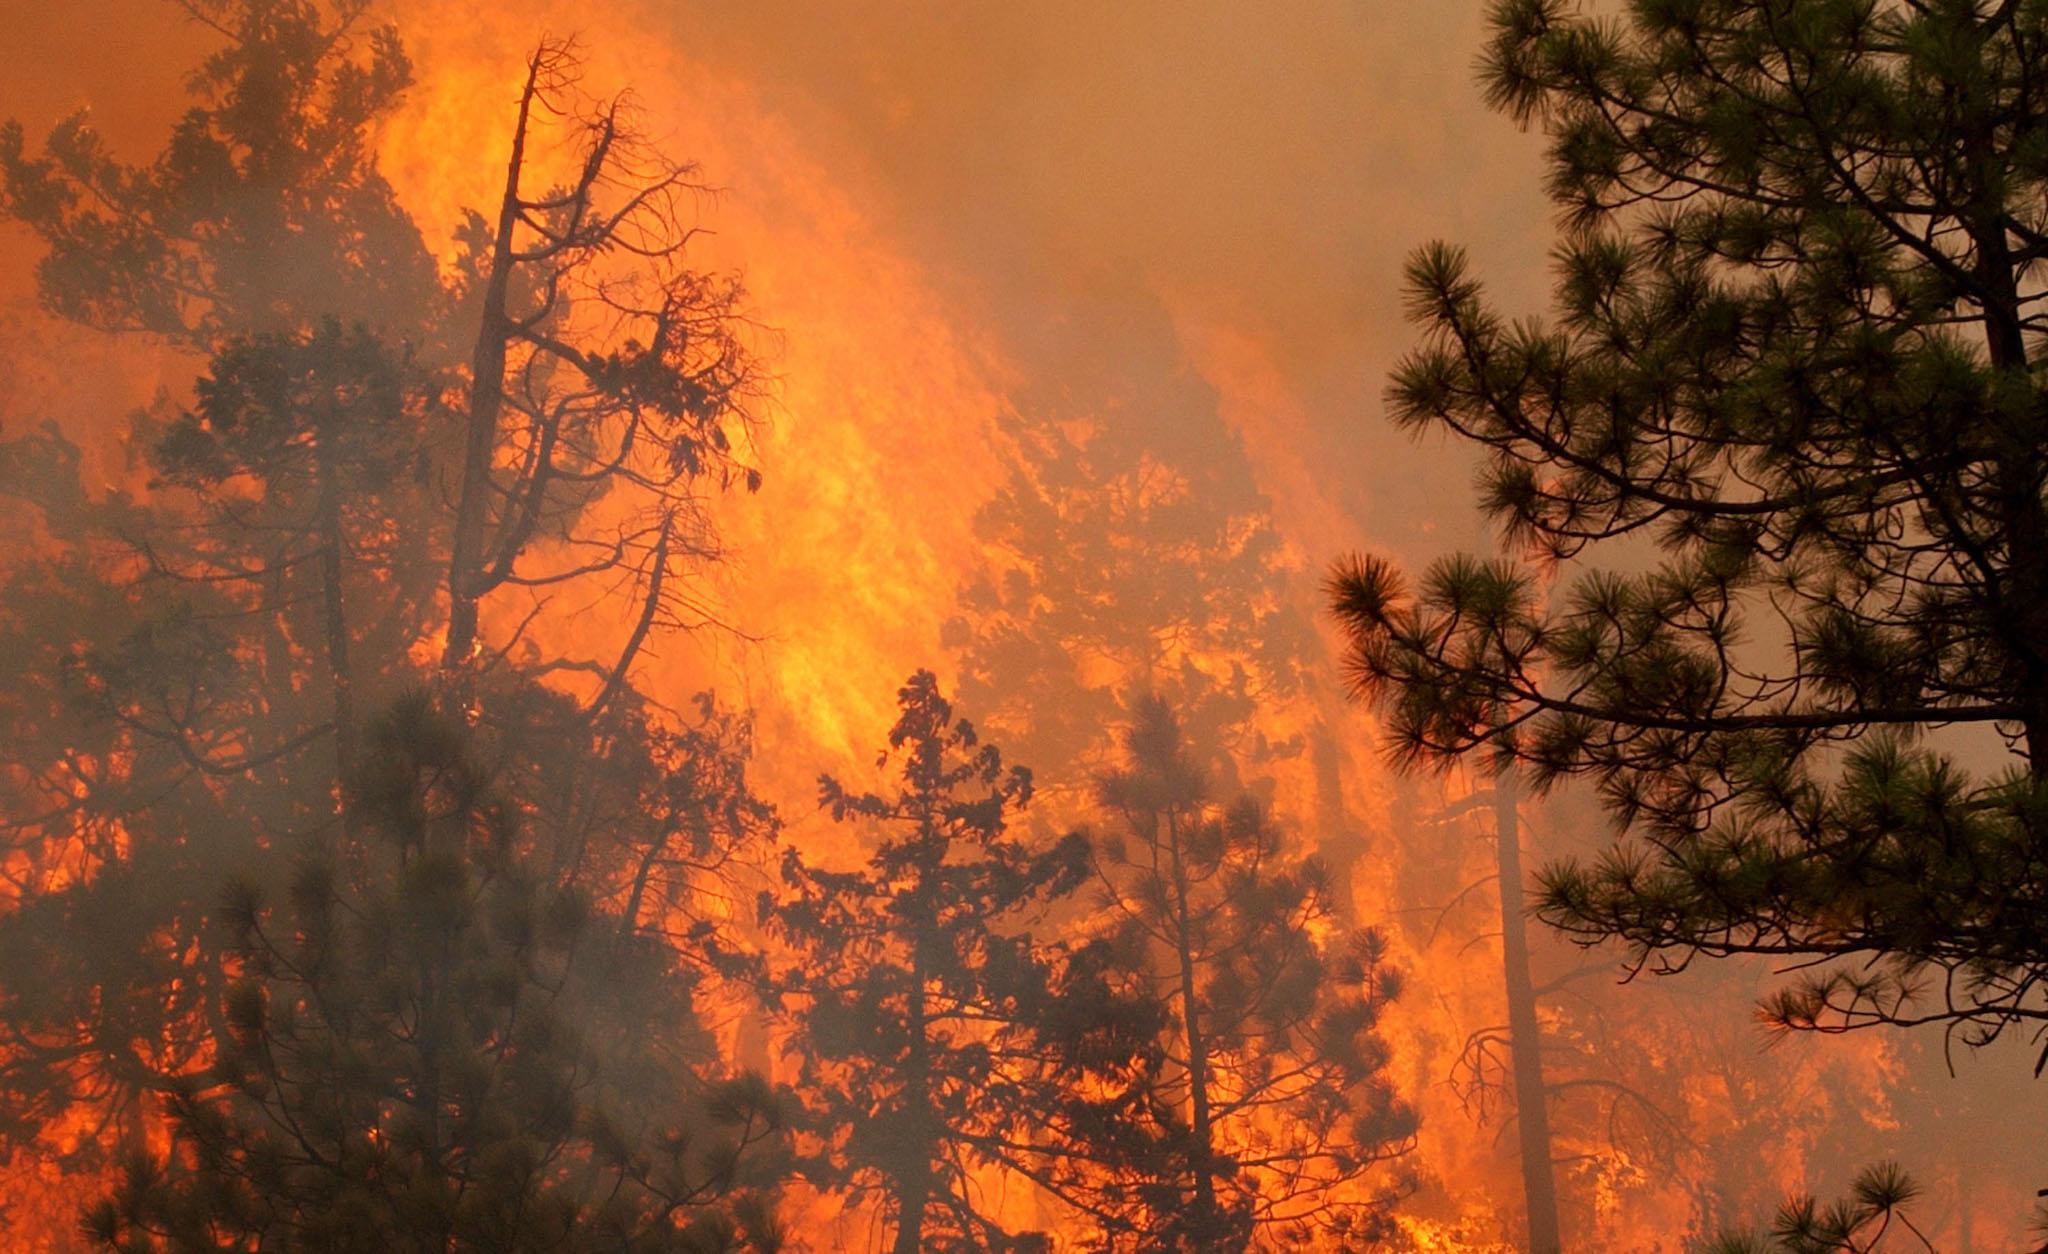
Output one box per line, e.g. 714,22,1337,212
947,406,1313,794
0,0,776,1206
81,694,786,1254
0,0,439,347
1329,0,2048,1052
944,390,1369,912
762,671,1131,1253
150,320,444,814
1081,698,1416,1250
0,3,449,1146
1702,1162,1928,1254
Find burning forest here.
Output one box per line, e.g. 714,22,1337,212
1,0,2046,1249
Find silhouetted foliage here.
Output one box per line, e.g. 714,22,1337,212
0,0,438,345
439,35,762,683
762,671,1131,1254
1329,0,2048,1054
0,0,778,1219
81,695,786,1254
1702,1162,1930,1254
1078,698,1416,1250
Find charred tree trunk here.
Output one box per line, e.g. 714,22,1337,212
890,801,941,1254
443,52,539,675
891,934,933,1254
1495,771,1561,1254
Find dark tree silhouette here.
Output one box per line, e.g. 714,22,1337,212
82,695,786,1254
1080,698,1416,1250
0,0,779,1219
150,321,443,819
762,671,1135,1254
1703,1162,1930,1254
0,0,438,346
441,37,761,694
1330,0,2048,1054
1468,776,1562,1254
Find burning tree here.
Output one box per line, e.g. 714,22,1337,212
439,34,761,687
1329,0,2048,1058
0,0,776,1231
761,671,1143,1253
943,369,1374,915
82,694,786,1253
947,400,1314,794
1079,697,1417,1249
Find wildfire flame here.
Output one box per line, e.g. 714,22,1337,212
0,2,2041,1250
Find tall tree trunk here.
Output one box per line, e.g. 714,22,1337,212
892,809,939,1254
1961,210,2048,772
1495,771,1561,1254
442,53,540,674
1168,809,1221,1239
891,942,932,1254
313,428,357,833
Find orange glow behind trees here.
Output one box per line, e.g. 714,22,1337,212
0,1,2043,1250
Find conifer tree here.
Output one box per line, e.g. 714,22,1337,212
0,0,439,347
1330,0,2048,1051
944,387,1369,912
1703,1162,1928,1254
1081,698,1416,1250
762,671,1133,1253
82,694,786,1254
947,405,1312,794
0,0,775,1204
0,4,450,1145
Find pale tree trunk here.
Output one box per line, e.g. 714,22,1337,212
1495,771,1561,1254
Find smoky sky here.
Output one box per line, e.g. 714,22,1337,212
3,0,1555,557
622,0,1558,557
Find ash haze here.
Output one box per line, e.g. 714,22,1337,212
3,2,2047,1251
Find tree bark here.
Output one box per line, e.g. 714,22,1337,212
892,809,939,1254
1495,771,1561,1254
891,942,933,1254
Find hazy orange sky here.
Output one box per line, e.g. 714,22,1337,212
0,0,1573,750
1,0,1573,769
2,0,1557,554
